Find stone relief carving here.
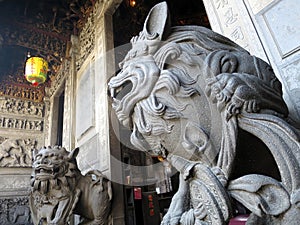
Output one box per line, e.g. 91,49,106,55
76,14,95,70
0,138,37,167
29,146,112,225
0,84,45,103
108,2,300,224
0,197,33,225
0,97,44,117
0,117,43,131
46,60,70,98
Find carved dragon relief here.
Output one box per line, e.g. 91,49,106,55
29,146,112,225
108,2,300,224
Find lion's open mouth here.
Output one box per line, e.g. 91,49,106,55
35,165,60,179
108,77,135,128
109,80,133,101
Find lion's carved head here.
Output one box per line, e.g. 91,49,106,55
31,146,79,195
30,146,113,225
108,2,288,173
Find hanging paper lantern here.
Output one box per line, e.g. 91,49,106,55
25,57,48,86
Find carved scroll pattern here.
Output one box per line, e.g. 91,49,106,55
0,138,37,167
0,197,33,225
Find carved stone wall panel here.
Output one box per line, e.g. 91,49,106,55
202,0,268,62
0,116,43,132
0,97,44,118
73,0,122,176
246,0,273,14
0,167,32,194
242,0,300,123
258,0,300,122
76,15,95,70
77,134,101,173
281,58,300,121
0,174,31,193
0,197,33,225
0,138,37,167
260,0,300,58
76,61,95,140
0,84,45,103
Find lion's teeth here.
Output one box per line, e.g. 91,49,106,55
110,88,115,98
116,86,123,95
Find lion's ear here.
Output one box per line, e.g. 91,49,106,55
68,147,79,160
143,1,171,41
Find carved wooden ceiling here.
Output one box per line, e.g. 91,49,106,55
0,0,94,91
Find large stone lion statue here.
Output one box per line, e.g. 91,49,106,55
29,146,112,225
108,2,300,225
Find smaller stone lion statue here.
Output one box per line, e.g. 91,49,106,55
29,146,112,225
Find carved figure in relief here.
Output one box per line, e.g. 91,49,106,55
0,139,24,165
29,146,112,225
0,138,36,167
108,2,300,224
0,197,32,225
0,97,45,116
12,205,31,223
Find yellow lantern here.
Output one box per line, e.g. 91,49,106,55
25,57,48,86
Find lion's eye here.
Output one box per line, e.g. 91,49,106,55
53,167,60,173
42,158,51,164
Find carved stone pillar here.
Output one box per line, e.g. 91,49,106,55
63,35,79,151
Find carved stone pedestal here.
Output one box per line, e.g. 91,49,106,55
0,168,33,225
